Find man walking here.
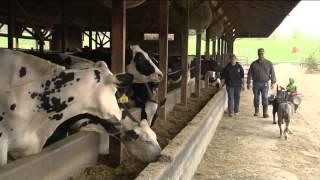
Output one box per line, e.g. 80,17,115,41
247,48,276,118
221,54,244,117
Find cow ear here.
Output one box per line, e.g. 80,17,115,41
114,73,133,87
95,61,111,73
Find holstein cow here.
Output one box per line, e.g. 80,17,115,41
0,49,65,90
24,46,163,161
71,45,165,125
0,60,136,165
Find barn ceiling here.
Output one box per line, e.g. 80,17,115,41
0,0,299,38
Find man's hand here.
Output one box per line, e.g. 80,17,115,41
271,83,275,90
247,83,251,90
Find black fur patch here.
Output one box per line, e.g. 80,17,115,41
68,97,74,102
0,116,3,121
0,132,2,137
134,52,155,76
19,67,27,77
49,113,63,121
94,70,101,83
2,112,4,115
76,78,80,82
10,104,16,111
30,71,76,119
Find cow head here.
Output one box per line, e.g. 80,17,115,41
93,61,134,123
121,119,161,162
126,45,163,83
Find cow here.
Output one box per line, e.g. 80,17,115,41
0,60,137,165
72,45,163,83
71,45,165,125
21,47,163,161
0,49,65,90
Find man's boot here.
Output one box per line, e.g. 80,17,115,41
254,107,259,116
263,106,269,118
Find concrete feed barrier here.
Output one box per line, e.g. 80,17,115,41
136,87,227,180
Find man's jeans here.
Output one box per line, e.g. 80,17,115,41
252,81,269,108
227,86,241,114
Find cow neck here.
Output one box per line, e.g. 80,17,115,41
145,83,157,104
115,91,140,124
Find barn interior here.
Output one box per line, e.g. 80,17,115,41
0,0,299,177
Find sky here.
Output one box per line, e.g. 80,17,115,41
273,1,320,38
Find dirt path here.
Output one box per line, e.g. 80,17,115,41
194,64,320,180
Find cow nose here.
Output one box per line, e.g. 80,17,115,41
158,74,163,81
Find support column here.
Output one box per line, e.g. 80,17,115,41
15,37,19,49
111,0,126,73
195,31,201,97
7,0,14,49
88,4,93,50
217,38,221,65
181,3,189,106
158,0,169,121
61,0,66,52
109,0,126,167
205,29,210,60
221,39,225,65
212,36,216,60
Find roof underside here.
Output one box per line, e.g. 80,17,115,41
0,0,299,38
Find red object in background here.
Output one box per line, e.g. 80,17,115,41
292,47,300,53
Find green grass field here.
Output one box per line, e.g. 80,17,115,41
234,38,320,64
2,35,320,64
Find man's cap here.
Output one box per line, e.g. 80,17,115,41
258,48,265,53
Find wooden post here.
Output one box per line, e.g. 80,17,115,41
109,0,126,167
225,40,228,65
221,39,225,65
205,29,210,60
15,37,19,49
181,3,189,106
158,0,169,120
111,0,126,73
61,0,66,52
220,38,223,66
88,3,93,50
217,38,221,65
212,36,216,60
7,0,14,49
195,31,201,97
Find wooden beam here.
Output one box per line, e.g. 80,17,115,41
8,0,14,49
109,0,126,168
158,0,169,121
205,29,210,60
195,32,201,97
181,3,189,106
111,0,126,73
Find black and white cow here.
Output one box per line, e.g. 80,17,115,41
71,45,165,126
22,46,163,161
0,60,136,165
0,49,65,89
